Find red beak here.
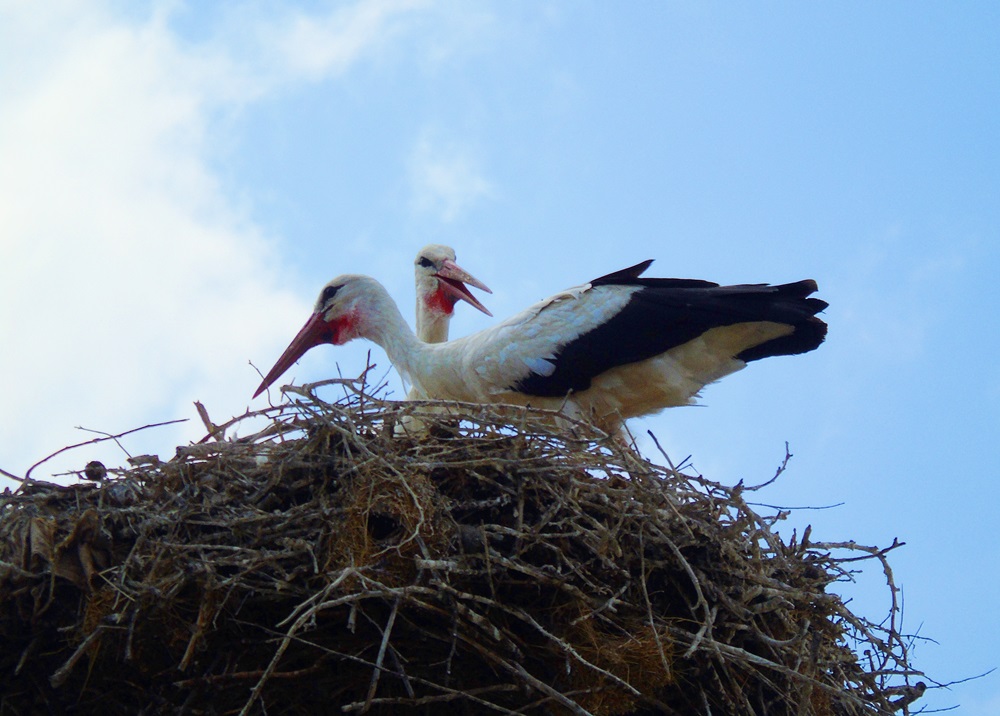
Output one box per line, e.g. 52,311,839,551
435,259,493,317
253,311,332,399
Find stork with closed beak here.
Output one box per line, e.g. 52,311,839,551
253,261,827,437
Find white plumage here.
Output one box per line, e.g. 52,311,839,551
254,263,827,436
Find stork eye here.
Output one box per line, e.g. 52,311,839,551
417,257,434,268
320,285,341,304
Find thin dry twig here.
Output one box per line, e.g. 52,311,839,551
21,418,187,485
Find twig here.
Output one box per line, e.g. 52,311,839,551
50,625,115,688
0,466,25,483
362,595,401,712
193,401,225,442
743,441,793,491
23,418,187,486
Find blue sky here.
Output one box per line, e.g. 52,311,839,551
1,2,997,712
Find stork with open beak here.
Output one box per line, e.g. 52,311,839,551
414,244,492,344
404,245,492,432
253,261,828,437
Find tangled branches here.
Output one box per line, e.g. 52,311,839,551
0,378,925,714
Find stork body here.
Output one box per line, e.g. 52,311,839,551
254,262,827,436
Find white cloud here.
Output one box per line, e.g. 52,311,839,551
409,133,494,221
0,0,436,486
269,0,431,81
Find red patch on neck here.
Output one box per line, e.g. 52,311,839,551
425,287,456,316
331,311,361,344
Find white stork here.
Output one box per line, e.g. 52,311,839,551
404,245,492,433
253,261,828,436
413,244,492,343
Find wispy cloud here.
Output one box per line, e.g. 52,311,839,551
268,0,431,81
409,134,494,221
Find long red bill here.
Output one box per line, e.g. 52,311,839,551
253,312,330,399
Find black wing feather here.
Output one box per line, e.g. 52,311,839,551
589,259,654,283
513,271,827,398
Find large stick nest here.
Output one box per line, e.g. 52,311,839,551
0,376,925,715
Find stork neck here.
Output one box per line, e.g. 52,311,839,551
416,310,449,344
360,288,429,382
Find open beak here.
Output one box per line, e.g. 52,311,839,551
435,259,493,317
253,311,331,398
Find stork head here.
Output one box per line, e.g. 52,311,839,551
253,275,379,399
414,244,493,318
